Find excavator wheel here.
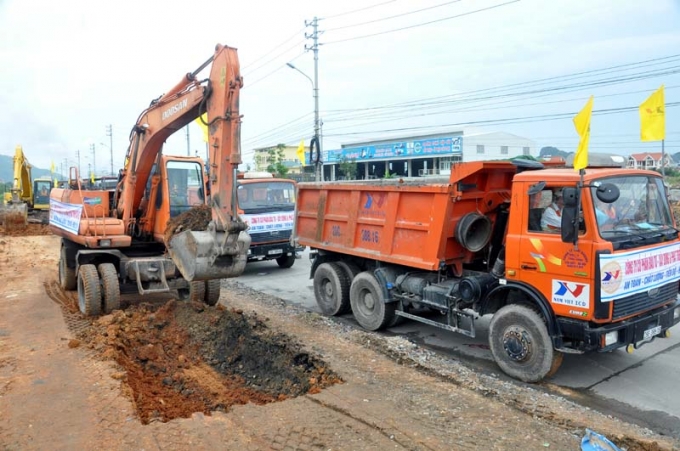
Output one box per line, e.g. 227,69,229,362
77,264,102,317
178,281,206,303
58,246,77,291
204,279,222,306
98,263,121,313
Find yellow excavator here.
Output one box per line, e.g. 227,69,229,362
1,145,53,226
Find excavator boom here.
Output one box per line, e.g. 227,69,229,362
117,44,250,281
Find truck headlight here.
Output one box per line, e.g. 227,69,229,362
674,307,680,321
604,331,619,347
247,249,252,255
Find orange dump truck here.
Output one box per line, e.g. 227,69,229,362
295,159,680,382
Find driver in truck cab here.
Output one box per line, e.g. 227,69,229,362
540,188,564,232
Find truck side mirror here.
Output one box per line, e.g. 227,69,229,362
595,183,620,204
561,187,579,244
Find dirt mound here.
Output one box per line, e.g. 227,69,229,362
0,222,51,236
163,205,211,244
81,300,341,424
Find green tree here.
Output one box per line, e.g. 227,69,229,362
338,157,357,180
266,143,289,177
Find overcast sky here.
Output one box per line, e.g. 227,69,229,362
1,0,679,176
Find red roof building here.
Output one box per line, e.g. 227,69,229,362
627,152,672,170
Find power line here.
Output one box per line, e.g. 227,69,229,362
241,26,305,71
324,53,680,114
325,0,463,32
242,39,306,78
323,102,680,137
322,0,399,20
323,0,521,45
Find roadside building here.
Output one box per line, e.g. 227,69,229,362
316,130,535,181
627,152,673,170
252,144,308,175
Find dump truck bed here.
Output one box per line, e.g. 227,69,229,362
295,162,518,271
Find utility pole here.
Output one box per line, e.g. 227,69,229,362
106,124,113,175
305,16,322,181
186,125,190,156
90,143,96,178
76,150,81,179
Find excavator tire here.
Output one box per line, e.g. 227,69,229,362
204,279,221,306
77,264,101,317
178,281,205,303
98,263,121,313
58,246,77,291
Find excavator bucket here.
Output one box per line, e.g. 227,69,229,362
0,202,28,231
168,229,251,282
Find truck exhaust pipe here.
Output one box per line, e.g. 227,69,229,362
168,224,251,282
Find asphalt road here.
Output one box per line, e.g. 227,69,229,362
237,250,680,439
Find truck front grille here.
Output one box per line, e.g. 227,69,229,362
612,281,678,320
249,230,292,244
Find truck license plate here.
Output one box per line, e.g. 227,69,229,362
643,325,662,340
268,249,283,255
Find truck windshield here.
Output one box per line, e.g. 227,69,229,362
592,175,677,249
237,181,296,213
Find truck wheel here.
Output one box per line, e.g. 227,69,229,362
334,261,360,314
178,281,205,303
77,264,102,317
58,246,76,291
313,263,350,316
488,304,561,382
204,279,221,306
350,271,395,331
276,253,296,269
98,263,121,313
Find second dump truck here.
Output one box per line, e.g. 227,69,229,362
295,159,680,382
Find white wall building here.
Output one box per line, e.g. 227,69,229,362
461,131,536,163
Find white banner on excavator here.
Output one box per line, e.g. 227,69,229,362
49,200,83,235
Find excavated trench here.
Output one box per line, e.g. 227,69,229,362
78,299,341,424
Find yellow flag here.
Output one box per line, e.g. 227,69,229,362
573,95,594,171
90,171,95,184
640,85,665,141
50,160,55,173
296,139,306,164
195,113,209,143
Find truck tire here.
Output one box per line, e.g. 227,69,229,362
98,263,121,313
334,261,360,314
276,252,295,269
488,304,562,382
58,246,77,291
313,263,350,316
350,271,395,331
178,281,205,303
77,264,102,317
204,279,221,306
276,253,296,269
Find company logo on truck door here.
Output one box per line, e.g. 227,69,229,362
162,99,188,121
552,280,590,308
600,261,622,294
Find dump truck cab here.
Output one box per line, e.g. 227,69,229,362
236,172,302,268
503,168,679,354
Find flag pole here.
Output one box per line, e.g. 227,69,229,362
661,139,666,178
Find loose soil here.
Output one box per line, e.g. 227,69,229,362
0,222,51,237
163,205,211,244
79,300,340,424
1,234,678,450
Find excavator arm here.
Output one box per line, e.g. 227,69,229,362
117,44,250,281
11,145,33,204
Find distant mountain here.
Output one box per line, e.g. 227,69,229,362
0,154,53,184
539,146,571,158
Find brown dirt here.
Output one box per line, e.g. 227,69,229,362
1,234,677,450
79,299,340,424
163,205,211,244
0,222,51,237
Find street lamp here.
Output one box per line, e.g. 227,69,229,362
286,62,321,181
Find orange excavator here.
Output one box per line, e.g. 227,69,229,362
49,44,251,315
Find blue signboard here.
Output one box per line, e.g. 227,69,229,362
322,136,462,163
